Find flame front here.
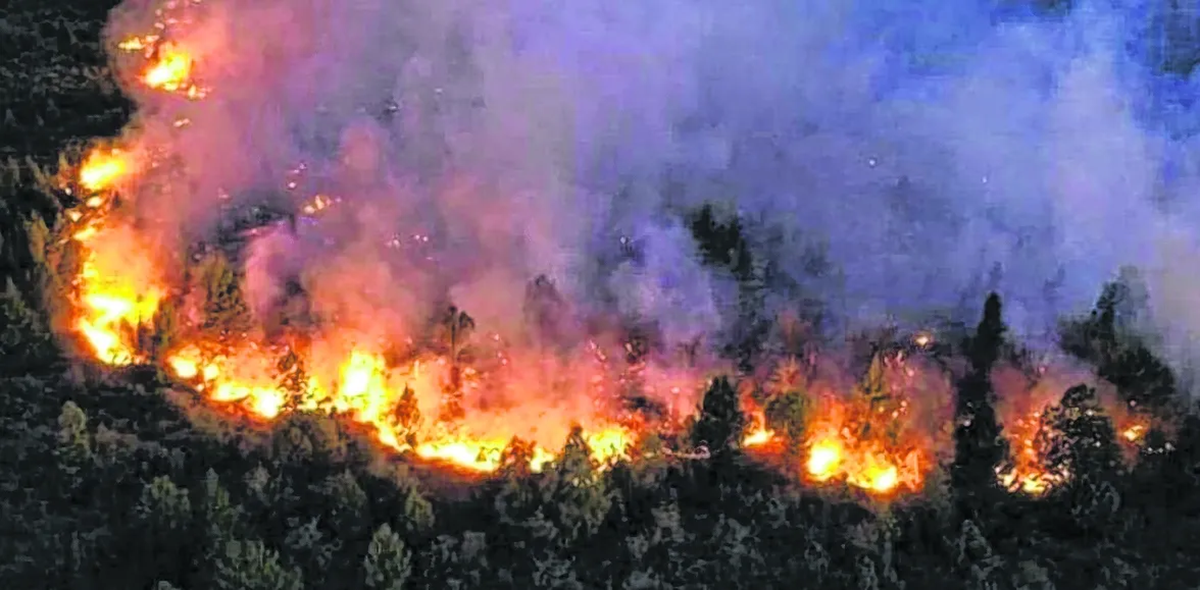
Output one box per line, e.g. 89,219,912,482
160,342,638,473
71,210,164,365
52,2,1166,500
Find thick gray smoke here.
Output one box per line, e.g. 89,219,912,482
103,0,1200,388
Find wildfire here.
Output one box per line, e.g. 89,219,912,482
70,219,164,365
994,410,1064,495
117,35,207,99
805,438,842,480
52,1,1168,502
1122,423,1146,443
739,354,944,497
741,411,775,448
992,365,1154,496
143,44,192,90
159,334,642,472
800,419,925,495
78,149,130,193
302,194,335,215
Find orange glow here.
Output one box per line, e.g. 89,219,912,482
55,5,1165,501
805,438,842,481
991,364,1154,496
71,223,164,365
1121,423,1146,443
993,409,1064,496
78,149,131,193
154,333,641,474
116,34,207,98
143,43,193,91
741,411,775,448
741,354,948,497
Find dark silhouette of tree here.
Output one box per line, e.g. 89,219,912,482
1038,385,1123,485
541,426,612,541
196,251,250,335
1059,269,1176,413
320,470,372,542
54,400,92,484
524,274,569,345
688,204,754,282
692,376,745,456
0,277,52,370
764,389,811,448
392,385,421,447
1037,385,1125,535
275,349,310,413
437,305,474,423
147,294,181,363
687,204,768,369
951,293,1008,513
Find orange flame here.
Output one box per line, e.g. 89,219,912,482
118,35,207,98
741,411,775,448
59,9,1162,498
79,149,131,193
72,228,164,365
158,335,638,474
994,409,1065,495
143,43,192,90
741,354,946,497
801,416,925,495
992,364,1152,495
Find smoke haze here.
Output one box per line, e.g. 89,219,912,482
100,0,1200,388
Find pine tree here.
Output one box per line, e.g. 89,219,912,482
1038,385,1122,484
438,306,474,423
393,385,421,446
543,426,612,541
952,293,1008,512
54,400,92,481
1059,268,1175,411
691,376,745,455
197,251,250,335
211,538,303,590
362,523,413,590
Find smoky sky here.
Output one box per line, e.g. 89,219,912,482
104,0,1200,384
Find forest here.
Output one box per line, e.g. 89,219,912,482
4,1,1200,589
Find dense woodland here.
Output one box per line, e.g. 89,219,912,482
6,1,1200,589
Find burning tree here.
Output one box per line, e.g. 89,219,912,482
1037,384,1123,487
435,305,475,423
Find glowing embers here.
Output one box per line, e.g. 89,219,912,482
994,409,1065,496
994,406,1151,496
742,353,945,498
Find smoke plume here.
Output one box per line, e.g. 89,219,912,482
98,0,1200,391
